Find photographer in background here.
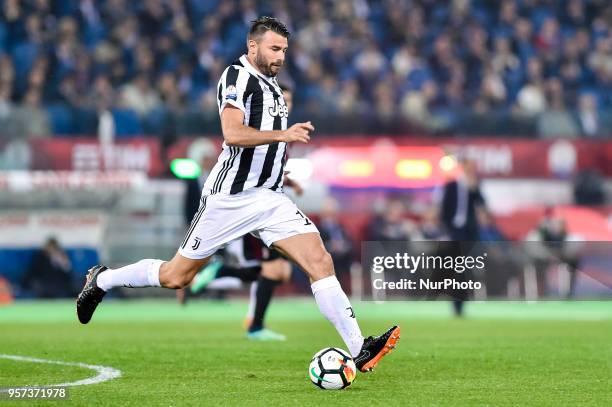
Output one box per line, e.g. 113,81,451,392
525,208,579,298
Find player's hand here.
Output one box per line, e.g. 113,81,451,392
282,122,314,143
283,171,304,196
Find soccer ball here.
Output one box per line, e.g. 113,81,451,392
308,347,356,390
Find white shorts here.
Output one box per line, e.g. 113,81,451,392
178,188,319,259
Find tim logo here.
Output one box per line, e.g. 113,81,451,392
191,237,202,250
269,99,288,118
346,307,355,318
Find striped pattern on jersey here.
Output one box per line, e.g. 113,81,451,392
203,55,288,196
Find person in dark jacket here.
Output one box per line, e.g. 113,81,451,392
433,159,487,316
438,159,485,242
22,237,74,298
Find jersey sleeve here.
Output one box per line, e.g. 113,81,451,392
218,66,251,115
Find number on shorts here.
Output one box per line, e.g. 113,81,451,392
295,210,312,226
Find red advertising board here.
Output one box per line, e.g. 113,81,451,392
170,136,612,182
3,136,612,182
0,138,164,176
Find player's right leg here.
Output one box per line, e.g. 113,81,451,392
76,253,210,324
77,191,270,324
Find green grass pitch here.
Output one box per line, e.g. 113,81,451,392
1,299,611,406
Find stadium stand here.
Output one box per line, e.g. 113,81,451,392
0,0,610,137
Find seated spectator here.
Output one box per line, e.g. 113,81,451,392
368,198,421,241
21,237,76,299
524,208,579,298
0,0,610,137
576,93,601,137
538,78,580,138
14,88,51,138
400,81,444,131
478,210,506,241
119,72,161,116
337,80,366,116
491,36,520,77
157,72,186,112
516,82,547,116
0,84,18,140
419,208,448,241
373,80,396,122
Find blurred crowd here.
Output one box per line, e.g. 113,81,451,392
0,0,612,138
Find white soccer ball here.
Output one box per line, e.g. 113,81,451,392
308,347,356,390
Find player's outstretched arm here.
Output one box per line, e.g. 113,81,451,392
221,105,314,147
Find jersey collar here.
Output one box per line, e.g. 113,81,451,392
239,55,277,84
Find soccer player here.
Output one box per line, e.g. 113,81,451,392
180,84,300,341
77,16,399,373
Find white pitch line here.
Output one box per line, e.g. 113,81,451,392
0,354,122,390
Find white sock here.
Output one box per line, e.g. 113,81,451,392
97,259,163,291
246,282,258,319
206,277,243,290
311,275,364,357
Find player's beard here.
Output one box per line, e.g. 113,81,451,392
255,52,282,77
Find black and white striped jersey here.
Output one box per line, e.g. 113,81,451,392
203,54,289,195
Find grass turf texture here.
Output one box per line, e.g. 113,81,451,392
1,300,611,406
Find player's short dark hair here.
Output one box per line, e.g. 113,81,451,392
248,16,290,42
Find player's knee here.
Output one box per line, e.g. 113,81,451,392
306,250,334,279
262,259,290,281
160,262,198,289
166,274,193,289
161,272,190,289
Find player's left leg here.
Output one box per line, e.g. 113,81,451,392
271,233,361,350
271,232,400,372
255,190,400,371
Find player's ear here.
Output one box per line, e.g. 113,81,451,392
247,38,258,53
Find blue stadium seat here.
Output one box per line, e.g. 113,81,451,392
73,108,98,134
0,249,34,284
11,42,38,80
141,107,170,135
0,22,6,52
68,248,101,277
0,248,99,285
112,108,142,137
47,104,76,135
